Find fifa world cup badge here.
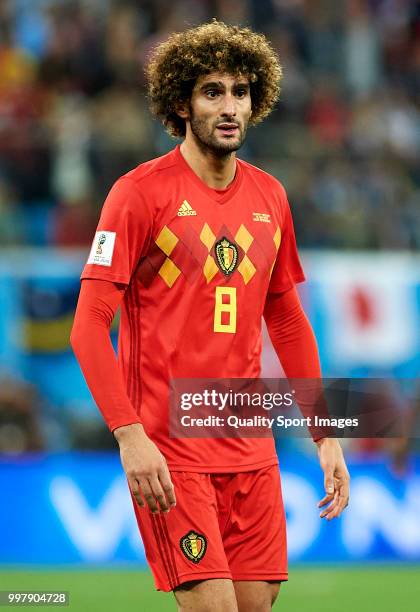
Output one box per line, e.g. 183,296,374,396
96,233,107,255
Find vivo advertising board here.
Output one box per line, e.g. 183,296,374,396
0,452,419,565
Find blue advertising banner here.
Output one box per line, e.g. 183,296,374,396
1,451,419,566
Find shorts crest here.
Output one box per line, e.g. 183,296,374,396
180,530,207,563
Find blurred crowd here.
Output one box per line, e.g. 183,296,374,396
0,0,419,249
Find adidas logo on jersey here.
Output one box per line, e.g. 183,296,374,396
177,200,197,216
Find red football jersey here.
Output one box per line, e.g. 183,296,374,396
81,145,305,471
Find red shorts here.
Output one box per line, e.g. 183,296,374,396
131,464,288,591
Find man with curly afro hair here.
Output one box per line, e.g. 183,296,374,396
72,19,350,612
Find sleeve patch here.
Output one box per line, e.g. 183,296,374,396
87,231,116,267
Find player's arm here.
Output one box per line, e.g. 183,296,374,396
263,286,350,520
70,278,176,514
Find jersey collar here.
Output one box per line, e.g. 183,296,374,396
175,144,243,205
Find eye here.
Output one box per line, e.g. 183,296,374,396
236,89,248,98
206,90,219,99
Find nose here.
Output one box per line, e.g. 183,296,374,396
220,93,236,117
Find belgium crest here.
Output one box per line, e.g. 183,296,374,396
180,531,207,563
215,237,239,275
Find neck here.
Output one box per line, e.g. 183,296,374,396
180,133,237,190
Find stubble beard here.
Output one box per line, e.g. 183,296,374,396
189,110,248,158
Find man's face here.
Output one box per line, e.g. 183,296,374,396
184,72,252,155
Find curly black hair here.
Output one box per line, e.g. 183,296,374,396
146,20,283,137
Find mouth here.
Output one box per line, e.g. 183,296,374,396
216,123,240,137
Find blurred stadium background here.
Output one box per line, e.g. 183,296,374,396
0,0,419,610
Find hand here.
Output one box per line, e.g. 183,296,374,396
316,438,350,520
114,423,176,514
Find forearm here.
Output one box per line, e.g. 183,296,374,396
264,287,331,440
264,286,321,376
70,279,141,432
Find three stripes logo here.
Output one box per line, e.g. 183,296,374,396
177,200,197,216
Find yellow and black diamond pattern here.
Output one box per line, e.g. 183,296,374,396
200,223,219,283
147,222,281,288
155,226,181,288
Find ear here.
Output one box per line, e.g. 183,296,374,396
176,101,190,120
